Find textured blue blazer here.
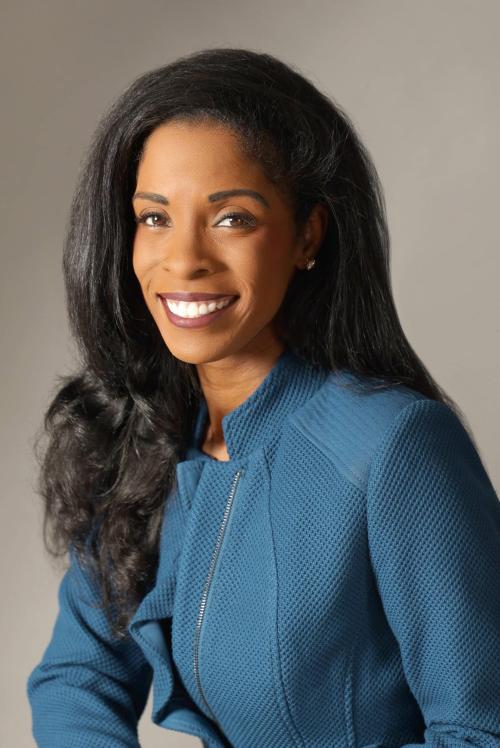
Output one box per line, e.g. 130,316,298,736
27,348,500,747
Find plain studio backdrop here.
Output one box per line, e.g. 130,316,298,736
1,1,498,746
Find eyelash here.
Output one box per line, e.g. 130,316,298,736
134,211,255,229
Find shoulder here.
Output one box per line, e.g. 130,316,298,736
287,368,432,492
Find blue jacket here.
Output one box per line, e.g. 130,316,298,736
27,348,500,747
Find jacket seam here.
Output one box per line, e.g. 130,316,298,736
291,421,368,495
265,449,306,748
343,635,357,748
287,422,366,748
290,397,430,497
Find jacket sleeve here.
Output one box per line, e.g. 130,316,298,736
366,398,500,748
26,544,153,747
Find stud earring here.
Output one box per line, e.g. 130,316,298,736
304,258,316,271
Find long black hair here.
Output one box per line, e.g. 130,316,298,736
35,47,467,639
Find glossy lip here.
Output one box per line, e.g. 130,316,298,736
158,291,238,302
160,294,238,328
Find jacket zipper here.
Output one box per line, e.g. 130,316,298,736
193,468,244,724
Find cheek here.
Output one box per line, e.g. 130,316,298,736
131,240,145,280
131,245,159,321
237,253,293,325
247,243,294,297
131,240,156,292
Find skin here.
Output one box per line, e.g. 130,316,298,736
132,120,328,461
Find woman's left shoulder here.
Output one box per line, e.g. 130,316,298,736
289,368,432,491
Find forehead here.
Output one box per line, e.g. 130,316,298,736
137,121,261,182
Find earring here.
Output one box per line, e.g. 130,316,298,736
304,257,316,271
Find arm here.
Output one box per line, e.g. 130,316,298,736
26,544,153,747
367,398,500,747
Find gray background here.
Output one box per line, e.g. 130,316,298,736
1,1,499,745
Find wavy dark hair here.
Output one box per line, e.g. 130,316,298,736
35,46,469,640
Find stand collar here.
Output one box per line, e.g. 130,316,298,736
190,347,329,461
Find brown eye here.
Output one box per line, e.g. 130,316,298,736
135,211,168,228
216,212,256,228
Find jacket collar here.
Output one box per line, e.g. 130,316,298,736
190,346,330,461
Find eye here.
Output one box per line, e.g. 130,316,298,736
134,210,256,229
216,212,256,228
135,211,168,228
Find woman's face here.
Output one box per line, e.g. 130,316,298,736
132,120,326,365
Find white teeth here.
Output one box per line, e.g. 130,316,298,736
165,296,235,318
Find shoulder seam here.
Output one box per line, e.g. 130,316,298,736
289,419,368,494
290,394,436,494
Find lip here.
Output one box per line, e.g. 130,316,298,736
160,294,238,329
158,291,238,302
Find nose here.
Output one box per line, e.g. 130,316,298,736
159,221,217,278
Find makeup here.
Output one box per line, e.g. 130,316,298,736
159,295,239,329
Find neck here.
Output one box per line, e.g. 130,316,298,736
196,341,287,444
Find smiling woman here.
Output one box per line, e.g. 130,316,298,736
130,120,327,371
26,47,500,748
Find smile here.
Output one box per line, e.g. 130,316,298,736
167,295,235,318
159,294,239,329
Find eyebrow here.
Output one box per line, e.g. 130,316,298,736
132,188,270,209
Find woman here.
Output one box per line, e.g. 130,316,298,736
27,48,500,747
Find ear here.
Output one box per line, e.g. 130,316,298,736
294,202,329,270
